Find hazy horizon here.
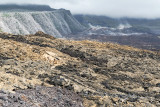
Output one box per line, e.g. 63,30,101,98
0,0,160,19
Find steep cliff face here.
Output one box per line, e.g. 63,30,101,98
0,9,85,37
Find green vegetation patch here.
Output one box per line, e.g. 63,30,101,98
2,13,11,18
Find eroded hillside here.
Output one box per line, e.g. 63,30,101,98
0,8,85,37
0,32,160,107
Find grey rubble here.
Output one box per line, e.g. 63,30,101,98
0,86,83,107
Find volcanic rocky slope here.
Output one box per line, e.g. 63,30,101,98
0,32,160,107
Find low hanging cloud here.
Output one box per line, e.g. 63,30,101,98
53,0,160,19
0,0,160,18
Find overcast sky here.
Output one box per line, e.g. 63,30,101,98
0,0,160,18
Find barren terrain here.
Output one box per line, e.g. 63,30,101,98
0,32,160,107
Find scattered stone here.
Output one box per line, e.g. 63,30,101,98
156,83,160,87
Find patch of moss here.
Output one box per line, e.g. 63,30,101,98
2,13,11,18
0,28,3,32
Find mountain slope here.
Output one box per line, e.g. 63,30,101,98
0,5,85,37
74,14,160,35
71,15,160,50
0,32,160,106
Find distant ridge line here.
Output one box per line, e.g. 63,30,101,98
0,4,55,11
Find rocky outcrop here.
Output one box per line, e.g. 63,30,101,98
0,32,160,106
